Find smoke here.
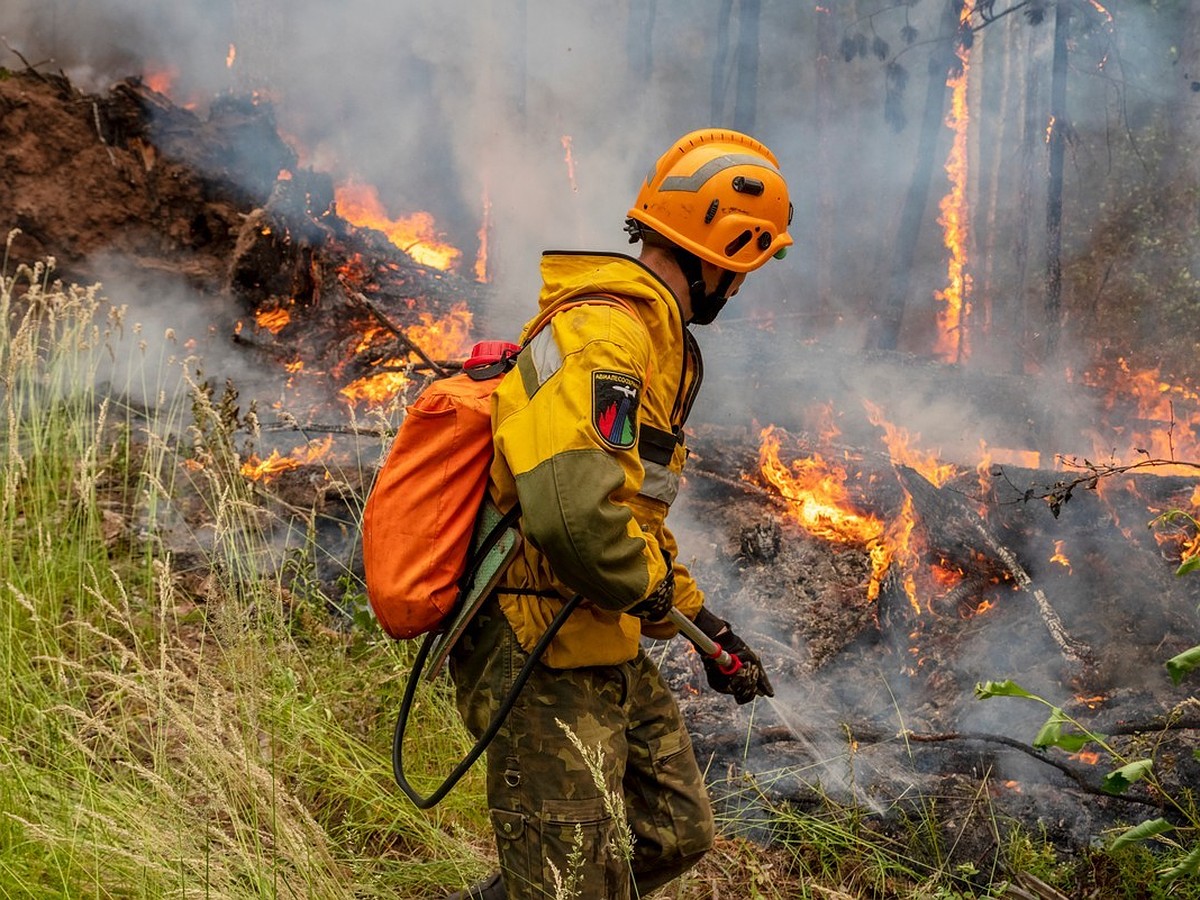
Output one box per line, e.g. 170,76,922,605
5,2,1196,844
3,2,1182,379
86,252,265,413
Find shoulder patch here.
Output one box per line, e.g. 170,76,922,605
592,370,641,450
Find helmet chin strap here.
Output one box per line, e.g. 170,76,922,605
671,246,737,326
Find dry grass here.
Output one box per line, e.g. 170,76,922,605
3,235,1182,899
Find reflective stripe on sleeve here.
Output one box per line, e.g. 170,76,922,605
638,460,681,505
529,329,564,388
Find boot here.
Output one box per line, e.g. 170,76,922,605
444,870,505,899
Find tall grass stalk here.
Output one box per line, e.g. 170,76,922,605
0,244,488,898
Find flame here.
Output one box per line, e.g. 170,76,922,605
1045,114,1056,144
334,181,461,271
969,598,995,617
756,426,892,601
864,400,958,487
339,303,474,408
1151,488,1200,562
255,307,291,334
240,436,334,483
143,65,178,96
1082,359,1200,475
1069,750,1102,766
884,496,921,613
860,403,970,611
226,44,237,69
475,187,492,283
561,135,579,193
976,440,1041,479
1086,0,1113,25
933,2,973,363
1050,540,1072,573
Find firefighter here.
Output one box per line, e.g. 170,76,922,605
445,129,792,900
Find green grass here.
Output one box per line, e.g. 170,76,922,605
1,236,1196,898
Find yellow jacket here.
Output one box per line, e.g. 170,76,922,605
488,251,706,668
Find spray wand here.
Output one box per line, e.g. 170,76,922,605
666,607,742,675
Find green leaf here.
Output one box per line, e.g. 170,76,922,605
1161,845,1200,881
1102,759,1154,795
1175,555,1200,577
1165,645,1200,685
1032,708,1095,751
1153,509,1196,527
974,679,1035,700
1110,817,1173,850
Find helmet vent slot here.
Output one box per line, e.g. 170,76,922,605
724,231,753,257
704,199,719,224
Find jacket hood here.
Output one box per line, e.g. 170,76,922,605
537,251,682,321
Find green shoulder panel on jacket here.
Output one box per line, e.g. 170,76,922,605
515,448,651,610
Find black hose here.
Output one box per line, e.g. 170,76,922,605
391,593,584,809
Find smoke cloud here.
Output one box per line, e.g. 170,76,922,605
2,1,1194,822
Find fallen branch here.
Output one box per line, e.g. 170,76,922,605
710,723,1199,812
341,283,450,378
894,464,1093,669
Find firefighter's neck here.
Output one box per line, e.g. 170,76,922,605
638,245,744,325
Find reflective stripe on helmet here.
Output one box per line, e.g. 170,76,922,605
660,153,782,193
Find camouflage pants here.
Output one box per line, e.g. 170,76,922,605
449,598,714,900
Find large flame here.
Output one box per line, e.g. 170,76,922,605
339,303,474,408
933,3,973,363
756,425,892,600
334,181,461,271
241,436,334,482
1083,359,1200,475
863,400,959,487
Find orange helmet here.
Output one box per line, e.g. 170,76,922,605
626,129,793,273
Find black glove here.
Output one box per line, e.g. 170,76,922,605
627,553,675,622
693,607,774,705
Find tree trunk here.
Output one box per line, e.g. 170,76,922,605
514,0,528,123
626,0,657,84
978,11,1019,360
711,0,733,122
1161,2,1200,224
814,3,836,329
1011,24,1043,376
732,0,761,134
865,0,962,352
1044,0,1070,360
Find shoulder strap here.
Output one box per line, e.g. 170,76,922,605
520,292,643,347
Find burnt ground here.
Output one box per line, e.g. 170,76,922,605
659,429,1200,876
5,66,1200,879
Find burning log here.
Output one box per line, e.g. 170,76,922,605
343,287,451,378
893,464,1094,669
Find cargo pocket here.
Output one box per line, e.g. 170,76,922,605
490,807,531,890
646,724,690,770
634,725,713,860
540,796,627,900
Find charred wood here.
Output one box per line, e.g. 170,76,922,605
894,464,1093,669
343,287,450,378
705,722,1193,813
